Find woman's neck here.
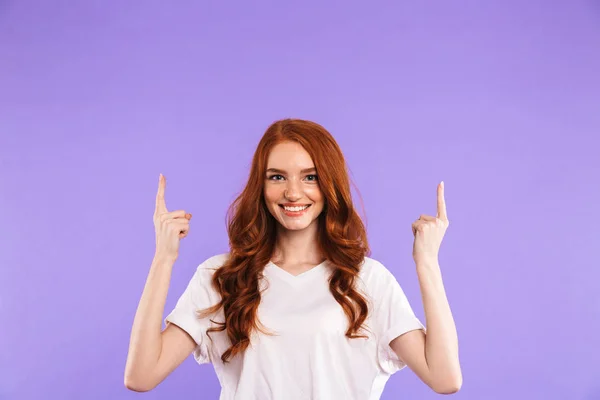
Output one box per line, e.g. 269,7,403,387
272,222,323,265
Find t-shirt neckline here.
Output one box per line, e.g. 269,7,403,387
266,260,328,283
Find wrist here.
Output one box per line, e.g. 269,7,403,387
414,257,439,269
153,252,178,265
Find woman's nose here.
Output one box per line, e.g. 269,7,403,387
284,182,301,200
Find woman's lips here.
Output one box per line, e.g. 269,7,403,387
279,204,311,217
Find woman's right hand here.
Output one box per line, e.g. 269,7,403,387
154,174,192,260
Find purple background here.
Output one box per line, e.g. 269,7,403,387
1,1,599,399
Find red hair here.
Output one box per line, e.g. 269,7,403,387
197,118,371,363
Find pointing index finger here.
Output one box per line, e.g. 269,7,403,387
155,174,168,214
437,181,447,220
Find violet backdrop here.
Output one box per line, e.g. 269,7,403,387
1,1,599,399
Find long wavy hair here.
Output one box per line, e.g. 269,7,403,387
197,118,371,363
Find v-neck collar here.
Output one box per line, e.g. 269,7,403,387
266,260,328,284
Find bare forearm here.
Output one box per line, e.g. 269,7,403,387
416,260,462,388
125,254,176,380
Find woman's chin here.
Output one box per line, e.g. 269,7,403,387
278,217,316,231
280,222,310,231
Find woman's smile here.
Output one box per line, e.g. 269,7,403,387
279,204,311,217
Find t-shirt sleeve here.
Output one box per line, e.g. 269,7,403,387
370,261,426,374
163,262,218,365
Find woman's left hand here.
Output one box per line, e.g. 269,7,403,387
411,182,449,265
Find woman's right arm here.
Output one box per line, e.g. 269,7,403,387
124,254,197,392
125,174,196,391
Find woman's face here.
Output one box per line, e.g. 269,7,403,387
264,141,325,232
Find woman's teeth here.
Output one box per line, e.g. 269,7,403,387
283,205,309,212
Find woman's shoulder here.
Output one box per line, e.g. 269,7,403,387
186,253,230,294
359,256,391,275
358,256,399,286
196,252,230,273
199,252,230,267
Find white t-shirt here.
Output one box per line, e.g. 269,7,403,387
165,253,425,400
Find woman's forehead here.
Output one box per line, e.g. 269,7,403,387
266,142,315,170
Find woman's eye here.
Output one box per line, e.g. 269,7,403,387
267,174,317,181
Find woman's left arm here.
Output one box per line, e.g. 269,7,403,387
390,182,462,394
390,260,462,394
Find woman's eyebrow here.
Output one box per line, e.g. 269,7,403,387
266,167,316,174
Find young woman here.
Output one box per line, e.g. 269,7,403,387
124,119,462,399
